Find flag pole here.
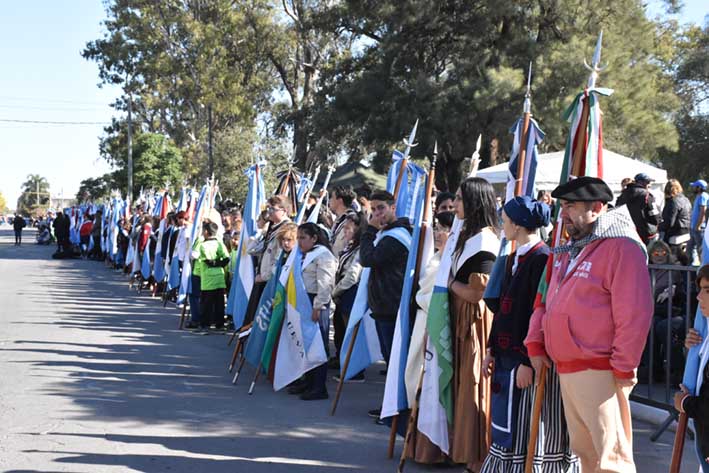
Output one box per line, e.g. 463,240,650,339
528,32,607,473
397,143,437,470
248,165,335,396
331,122,417,417
514,63,533,198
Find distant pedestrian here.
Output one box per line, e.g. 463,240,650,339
13,214,26,245
659,179,691,264
615,173,660,244
688,180,709,265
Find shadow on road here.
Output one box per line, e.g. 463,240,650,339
0,236,411,473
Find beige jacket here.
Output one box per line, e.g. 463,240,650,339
332,248,362,298
301,247,338,310
258,220,290,281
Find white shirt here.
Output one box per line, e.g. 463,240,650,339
512,234,542,275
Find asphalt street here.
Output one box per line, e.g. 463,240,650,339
0,226,700,472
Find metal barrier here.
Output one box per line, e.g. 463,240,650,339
631,263,698,441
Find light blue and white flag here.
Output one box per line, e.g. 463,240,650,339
273,244,330,391
178,185,210,304
226,163,266,328
381,174,433,418
682,227,709,394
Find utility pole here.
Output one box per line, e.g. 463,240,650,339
207,104,214,176
36,180,40,206
127,92,134,203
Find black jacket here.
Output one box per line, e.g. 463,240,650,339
12,217,26,231
659,194,691,241
360,217,412,320
615,183,659,243
684,362,709,459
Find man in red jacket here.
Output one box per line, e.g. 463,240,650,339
525,177,653,473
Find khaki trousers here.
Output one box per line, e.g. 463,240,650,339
558,369,635,473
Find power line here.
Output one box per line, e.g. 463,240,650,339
0,103,110,112
0,95,115,107
0,118,110,126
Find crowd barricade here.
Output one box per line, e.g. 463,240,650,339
632,263,698,441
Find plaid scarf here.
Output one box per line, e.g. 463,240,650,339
552,205,646,259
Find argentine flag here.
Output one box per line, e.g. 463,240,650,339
226,163,266,328
381,173,433,419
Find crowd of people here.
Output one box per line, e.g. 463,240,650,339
36,170,709,473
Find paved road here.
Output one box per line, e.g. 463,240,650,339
0,227,699,472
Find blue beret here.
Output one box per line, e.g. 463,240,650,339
503,196,551,230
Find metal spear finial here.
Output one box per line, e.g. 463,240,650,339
523,61,533,114
431,140,438,169
584,30,608,89
402,119,419,160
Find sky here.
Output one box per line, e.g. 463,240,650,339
0,1,706,211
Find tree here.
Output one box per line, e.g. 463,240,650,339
17,174,50,216
660,22,709,184
83,0,277,185
0,191,7,214
100,128,184,196
75,174,114,203
307,0,680,189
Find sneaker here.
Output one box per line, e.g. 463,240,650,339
368,408,381,418
185,322,199,329
332,373,365,383
300,390,328,401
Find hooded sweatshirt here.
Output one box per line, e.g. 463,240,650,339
524,206,653,379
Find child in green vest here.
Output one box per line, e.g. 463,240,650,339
197,221,230,330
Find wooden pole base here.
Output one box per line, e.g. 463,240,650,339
330,322,360,416
670,412,688,473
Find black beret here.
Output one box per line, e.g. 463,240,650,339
551,176,613,203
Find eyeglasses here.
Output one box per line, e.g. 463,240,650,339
267,206,285,214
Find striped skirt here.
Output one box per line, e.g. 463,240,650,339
480,363,580,473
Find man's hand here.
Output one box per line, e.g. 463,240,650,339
615,376,637,388
311,308,320,322
686,328,702,350
482,353,494,378
368,212,381,229
516,365,534,389
529,355,551,385
674,384,689,412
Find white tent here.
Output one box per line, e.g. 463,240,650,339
477,149,667,197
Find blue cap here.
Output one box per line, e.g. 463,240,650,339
634,173,653,183
503,196,551,230
691,180,708,190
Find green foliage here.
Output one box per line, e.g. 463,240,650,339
308,0,681,189
75,174,114,203
83,0,703,200
659,23,709,185
83,0,277,182
100,128,183,196
17,174,50,216
0,191,7,213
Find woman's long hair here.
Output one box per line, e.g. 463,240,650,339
455,177,498,256
299,222,332,252
344,211,366,249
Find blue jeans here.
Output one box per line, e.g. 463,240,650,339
374,318,396,364
687,229,704,263
189,275,201,324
